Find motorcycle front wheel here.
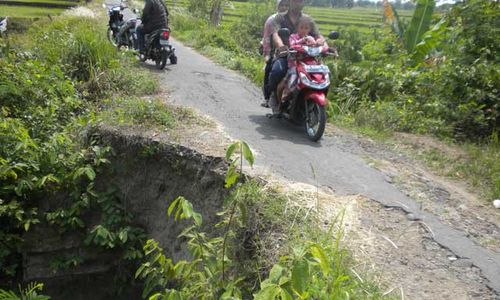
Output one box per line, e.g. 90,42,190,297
305,100,326,142
156,49,168,70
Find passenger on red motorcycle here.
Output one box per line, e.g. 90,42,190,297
289,16,324,48
136,0,168,57
267,0,325,114
281,16,326,101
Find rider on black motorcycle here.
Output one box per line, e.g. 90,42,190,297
136,0,168,58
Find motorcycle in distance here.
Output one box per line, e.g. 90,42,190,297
103,0,128,47
139,27,177,70
0,16,7,38
270,29,339,142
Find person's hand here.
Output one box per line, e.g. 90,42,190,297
276,45,288,57
305,36,316,46
315,37,325,46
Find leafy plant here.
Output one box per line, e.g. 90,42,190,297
136,141,255,299
404,0,436,52
0,282,50,300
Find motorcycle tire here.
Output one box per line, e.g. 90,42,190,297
305,100,326,142
107,28,118,47
169,54,177,65
156,50,168,70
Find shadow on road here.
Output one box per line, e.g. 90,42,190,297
248,114,323,147
140,61,173,73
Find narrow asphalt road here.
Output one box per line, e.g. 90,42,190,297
159,39,500,293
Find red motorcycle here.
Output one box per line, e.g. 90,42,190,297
272,29,339,142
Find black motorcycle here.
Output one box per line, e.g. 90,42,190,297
140,28,177,70
104,1,126,47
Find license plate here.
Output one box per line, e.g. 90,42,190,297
159,39,169,45
304,65,330,73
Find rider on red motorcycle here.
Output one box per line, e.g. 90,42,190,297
267,0,325,114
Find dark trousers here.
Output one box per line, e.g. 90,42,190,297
268,57,288,96
136,24,145,52
263,58,273,100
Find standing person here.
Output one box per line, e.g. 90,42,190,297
261,0,289,107
136,0,169,59
267,0,324,114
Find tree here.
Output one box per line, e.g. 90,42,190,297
210,0,224,26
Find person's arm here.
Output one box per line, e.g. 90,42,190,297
289,33,303,47
141,0,152,21
271,15,286,50
262,16,274,59
272,31,285,49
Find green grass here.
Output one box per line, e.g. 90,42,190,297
0,5,64,17
234,181,388,298
416,141,500,200
1,0,76,5
337,113,500,200
97,97,176,129
165,0,414,32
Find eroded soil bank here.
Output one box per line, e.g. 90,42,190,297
22,127,228,299
20,123,499,299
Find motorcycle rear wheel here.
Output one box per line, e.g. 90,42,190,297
305,100,326,142
156,49,168,70
169,54,178,65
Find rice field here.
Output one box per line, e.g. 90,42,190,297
165,0,414,35
0,0,76,18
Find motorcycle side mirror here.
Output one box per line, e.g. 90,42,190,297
328,31,339,40
278,28,291,45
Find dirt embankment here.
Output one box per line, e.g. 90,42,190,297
22,126,229,300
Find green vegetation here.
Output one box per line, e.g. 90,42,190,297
0,6,65,18
0,282,49,300
166,0,414,34
0,0,74,21
0,15,158,288
98,97,176,128
167,0,499,199
136,141,385,299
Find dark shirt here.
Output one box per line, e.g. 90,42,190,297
273,12,320,37
142,0,168,33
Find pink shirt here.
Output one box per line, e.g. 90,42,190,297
289,33,314,47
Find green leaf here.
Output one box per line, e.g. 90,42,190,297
192,211,202,227
412,18,448,61
404,0,436,52
254,285,280,300
241,141,254,167
225,141,240,161
291,258,309,296
225,164,239,189
310,245,330,276
167,197,181,217
119,230,128,243
268,264,284,283
84,167,96,181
